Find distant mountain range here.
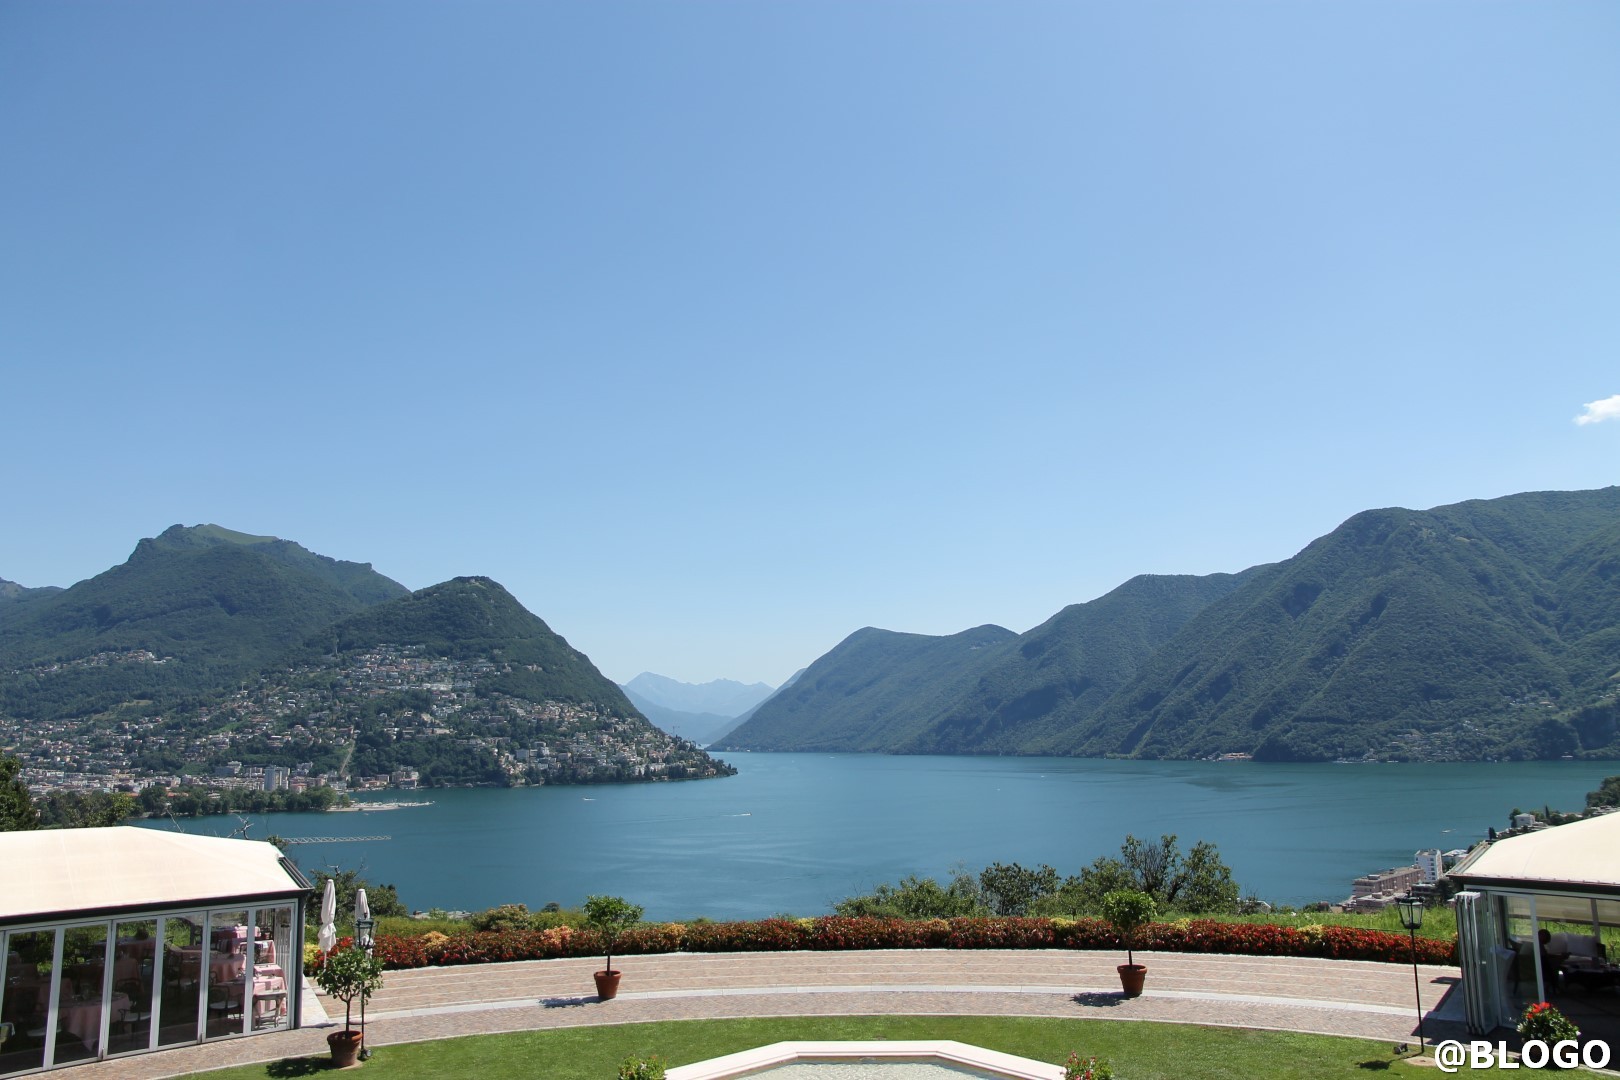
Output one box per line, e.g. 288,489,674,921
717,488,1620,763
0,525,732,787
622,672,775,717
619,672,777,746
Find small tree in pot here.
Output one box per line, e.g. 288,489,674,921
313,945,385,1066
584,894,644,1000
1101,888,1156,998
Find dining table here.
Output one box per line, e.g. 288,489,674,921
56,991,129,1047
251,965,288,1027
173,947,245,986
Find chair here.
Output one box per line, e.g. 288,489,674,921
207,983,244,1022
115,978,150,1036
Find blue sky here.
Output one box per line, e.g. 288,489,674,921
3,2,1617,688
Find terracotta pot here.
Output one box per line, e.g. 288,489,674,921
328,1029,363,1068
1117,963,1147,998
594,969,622,1000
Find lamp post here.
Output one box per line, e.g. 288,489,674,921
1395,893,1426,1053
355,915,376,1061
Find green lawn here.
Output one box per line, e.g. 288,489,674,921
172,1015,1603,1079
1205,907,1457,941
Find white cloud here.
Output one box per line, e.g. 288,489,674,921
1574,395,1620,426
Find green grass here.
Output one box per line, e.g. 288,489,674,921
1206,908,1458,941
169,1015,1603,1079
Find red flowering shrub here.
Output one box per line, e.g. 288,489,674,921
681,919,810,953
340,914,1455,974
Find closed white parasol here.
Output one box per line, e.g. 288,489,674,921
318,878,337,954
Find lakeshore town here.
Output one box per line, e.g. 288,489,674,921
0,643,731,803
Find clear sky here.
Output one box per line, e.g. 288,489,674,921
2,2,1617,688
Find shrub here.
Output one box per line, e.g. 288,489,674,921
1518,1001,1579,1044
469,903,540,933
358,913,1457,972
618,1055,667,1080
1063,1052,1115,1080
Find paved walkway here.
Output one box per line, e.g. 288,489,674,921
69,950,1469,1079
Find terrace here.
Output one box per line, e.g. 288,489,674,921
62,947,1468,1079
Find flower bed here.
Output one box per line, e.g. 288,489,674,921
317,914,1455,973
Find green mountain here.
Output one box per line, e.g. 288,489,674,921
720,488,1620,763
0,578,61,606
911,570,1267,755
0,528,733,788
309,576,641,713
1071,489,1620,762
715,624,1019,751
716,573,1253,754
0,524,408,722
280,577,731,785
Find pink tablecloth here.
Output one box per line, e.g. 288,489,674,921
56,992,128,1045
210,954,245,984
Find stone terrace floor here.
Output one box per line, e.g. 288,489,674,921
70,949,1469,1079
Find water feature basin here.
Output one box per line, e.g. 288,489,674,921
665,1041,1063,1080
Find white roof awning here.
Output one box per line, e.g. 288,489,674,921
0,826,310,924
1450,812,1620,897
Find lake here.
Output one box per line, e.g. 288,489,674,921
140,753,1609,920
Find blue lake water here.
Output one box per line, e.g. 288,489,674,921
139,753,1609,920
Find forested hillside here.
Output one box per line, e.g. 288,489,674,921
1074,489,1620,761
716,625,1017,751
0,524,408,722
721,488,1620,763
0,526,733,789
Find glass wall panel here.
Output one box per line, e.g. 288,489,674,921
108,919,157,1056
158,916,203,1047
204,910,249,1039
251,906,293,1032
0,930,55,1077
1501,894,1544,1014
52,924,108,1065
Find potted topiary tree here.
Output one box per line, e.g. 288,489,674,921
313,945,385,1066
584,894,644,1000
1101,889,1157,998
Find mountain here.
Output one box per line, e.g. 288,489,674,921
621,672,776,717
621,689,744,747
312,576,641,713
715,624,1019,751
718,488,1620,763
727,667,805,730
716,571,1253,754
0,524,409,722
907,570,1267,755
0,577,62,606
282,577,731,785
1070,488,1620,762
0,527,734,789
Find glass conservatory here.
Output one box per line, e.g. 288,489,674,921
1450,811,1620,1052
0,827,312,1076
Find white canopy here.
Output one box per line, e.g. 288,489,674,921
1450,811,1620,895
0,826,308,923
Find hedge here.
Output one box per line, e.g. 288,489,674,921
309,915,1456,974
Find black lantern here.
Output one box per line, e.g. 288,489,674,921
1395,894,1426,1052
